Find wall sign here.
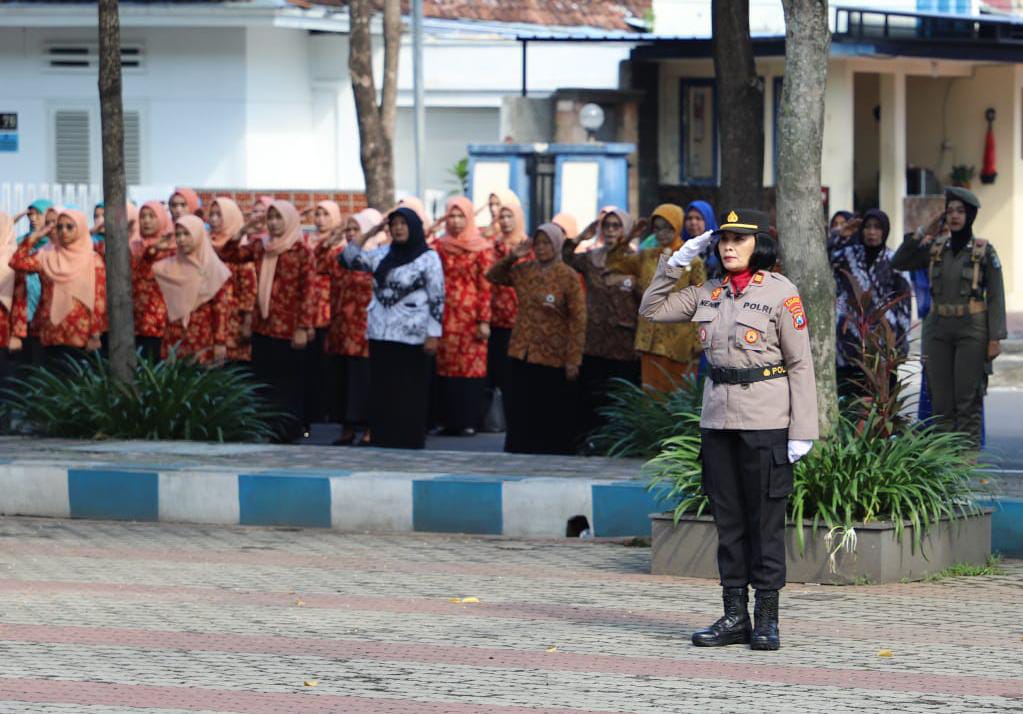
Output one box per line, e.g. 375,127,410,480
0,112,18,153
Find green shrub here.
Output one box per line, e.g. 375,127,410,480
646,407,982,554
586,375,703,458
3,352,279,442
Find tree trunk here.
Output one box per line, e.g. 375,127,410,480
349,0,400,209
712,0,764,211
98,0,135,382
777,0,838,436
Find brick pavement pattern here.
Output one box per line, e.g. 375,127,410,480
0,517,1019,713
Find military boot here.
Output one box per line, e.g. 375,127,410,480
750,589,780,650
691,587,751,647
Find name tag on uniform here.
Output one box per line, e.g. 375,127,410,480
699,299,721,308
741,301,773,315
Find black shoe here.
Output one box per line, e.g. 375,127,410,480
750,589,780,650
691,587,752,647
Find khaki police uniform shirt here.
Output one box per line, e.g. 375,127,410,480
639,257,820,440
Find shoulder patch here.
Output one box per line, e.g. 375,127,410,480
784,295,807,330
752,271,765,285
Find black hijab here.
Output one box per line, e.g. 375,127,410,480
830,210,854,230
859,208,890,266
947,198,978,253
373,207,429,286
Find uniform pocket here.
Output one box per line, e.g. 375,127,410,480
735,312,769,352
768,445,793,498
693,307,719,349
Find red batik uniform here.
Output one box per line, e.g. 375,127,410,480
220,240,317,339
436,242,492,378
316,243,373,358
214,250,257,362
490,240,530,330
161,282,232,364
1,274,28,346
306,236,332,329
10,245,107,348
132,246,175,338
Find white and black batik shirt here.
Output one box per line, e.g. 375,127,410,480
342,242,445,345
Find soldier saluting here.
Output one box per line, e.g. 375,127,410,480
891,187,1007,448
640,209,818,651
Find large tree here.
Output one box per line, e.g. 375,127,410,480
349,0,401,209
777,0,838,435
98,0,135,382
712,0,764,210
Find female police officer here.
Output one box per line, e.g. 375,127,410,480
639,209,818,651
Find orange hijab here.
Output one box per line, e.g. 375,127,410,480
0,212,16,312
552,212,579,240
153,216,231,328
37,209,96,324
171,187,200,215
497,202,527,249
651,203,684,251
131,200,172,256
210,197,245,249
257,200,302,319
441,196,489,253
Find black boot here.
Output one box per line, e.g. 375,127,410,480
750,589,780,651
691,587,751,647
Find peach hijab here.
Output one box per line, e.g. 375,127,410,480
310,200,342,246
441,196,489,253
171,187,201,215
37,209,96,324
130,200,172,257
153,216,231,328
257,200,302,319
0,212,16,312
209,197,245,249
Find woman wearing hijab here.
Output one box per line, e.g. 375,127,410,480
91,203,105,246
607,203,706,394
830,208,912,399
11,199,55,366
153,216,232,365
562,207,641,442
482,189,520,239
130,201,175,361
486,223,586,454
316,208,383,445
0,213,28,400
302,200,343,429
9,208,107,368
397,196,431,233
487,195,529,404
434,196,493,436
221,200,317,442
168,188,201,221
342,207,444,449
208,197,257,364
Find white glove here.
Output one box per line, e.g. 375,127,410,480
666,230,714,268
788,439,813,464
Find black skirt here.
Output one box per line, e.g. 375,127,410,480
438,376,486,432
503,357,578,455
302,327,329,426
369,339,431,449
344,355,371,426
251,333,305,441
577,354,640,445
487,327,512,392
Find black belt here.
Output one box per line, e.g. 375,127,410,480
709,363,787,385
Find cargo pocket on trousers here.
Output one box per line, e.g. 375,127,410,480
768,445,793,498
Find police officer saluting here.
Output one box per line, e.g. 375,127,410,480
639,209,818,651
891,187,1006,449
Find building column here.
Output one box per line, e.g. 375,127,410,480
879,69,906,235
821,60,854,215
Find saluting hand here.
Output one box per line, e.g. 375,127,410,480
667,230,713,268
510,240,531,259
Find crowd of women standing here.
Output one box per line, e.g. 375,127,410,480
0,189,725,452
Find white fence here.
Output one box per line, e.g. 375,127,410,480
1,182,103,235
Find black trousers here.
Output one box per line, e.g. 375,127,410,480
135,335,162,363
13,335,44,367
439,376,486,431
701,428,791,591
252,333,305,442
369,339,430,449
303,328,329,427
503,358,577,455
43,345,87,373
577,354,640,445
486,328,512,392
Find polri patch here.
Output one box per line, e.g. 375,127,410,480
744,328,759,344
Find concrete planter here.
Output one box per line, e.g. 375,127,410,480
650,509,993,585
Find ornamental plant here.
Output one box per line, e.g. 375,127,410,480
2,351,280,442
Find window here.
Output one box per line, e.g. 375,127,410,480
55,110,90,184
124,110,141,185
679,79,718,185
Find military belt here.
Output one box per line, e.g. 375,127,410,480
934,301,986,317
709,363,787,385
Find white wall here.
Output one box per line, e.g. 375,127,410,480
0,26,248,188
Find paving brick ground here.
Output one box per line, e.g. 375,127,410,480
0,517,1019,713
